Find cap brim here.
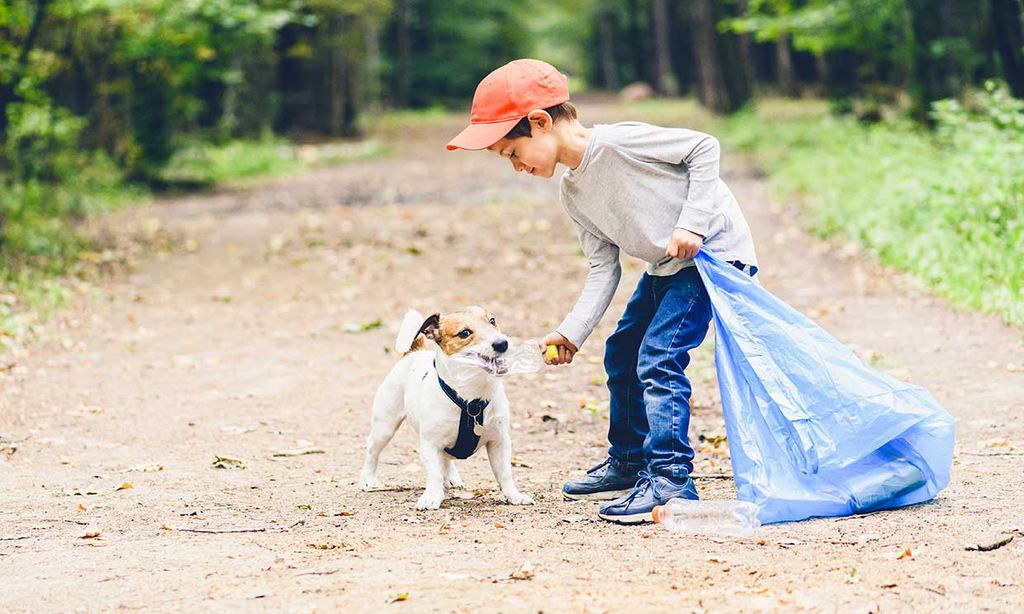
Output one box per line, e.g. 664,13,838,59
445,118,522,151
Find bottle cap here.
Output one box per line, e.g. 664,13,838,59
651,505,664,524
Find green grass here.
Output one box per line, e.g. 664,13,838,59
163,136,389,184
716,90,1024,326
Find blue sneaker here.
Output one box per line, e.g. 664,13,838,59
562,457,645,501
597,471,699,524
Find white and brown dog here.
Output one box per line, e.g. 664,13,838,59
358,306,534,510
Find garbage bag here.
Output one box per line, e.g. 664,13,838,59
694,249,955,524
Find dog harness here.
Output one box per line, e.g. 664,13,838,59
434,362,489,459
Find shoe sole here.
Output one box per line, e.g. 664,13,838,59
597,510,653,524
562,488,633,502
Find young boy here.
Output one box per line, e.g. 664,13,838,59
446,59,758,523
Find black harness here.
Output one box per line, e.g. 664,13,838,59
434,361,490,459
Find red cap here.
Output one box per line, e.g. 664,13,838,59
446,59,570,151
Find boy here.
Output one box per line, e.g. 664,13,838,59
446,59,758,523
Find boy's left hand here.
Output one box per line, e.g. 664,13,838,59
666,228,704,260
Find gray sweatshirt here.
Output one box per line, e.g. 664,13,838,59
556,121,758,349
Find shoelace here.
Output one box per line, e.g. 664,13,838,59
586,457,612,475
620,470,663,507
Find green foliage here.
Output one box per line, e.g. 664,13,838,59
399,0,532,107
720,83,1024,325
725,0,909,56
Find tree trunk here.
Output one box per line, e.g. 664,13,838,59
692,0,727,111
626,0,647,84
364,17,382,113
775,31,798,97
908,0,956,121
598,0,619,91
394,0,413,108
650,0,678,95
991,0,1024,97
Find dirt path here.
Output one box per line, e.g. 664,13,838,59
2,101,1022,612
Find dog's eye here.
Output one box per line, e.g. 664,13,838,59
457,329,473,339
489,318,496,326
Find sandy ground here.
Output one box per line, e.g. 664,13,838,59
1,101,1023,613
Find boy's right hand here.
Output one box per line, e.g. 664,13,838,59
539,332,578,366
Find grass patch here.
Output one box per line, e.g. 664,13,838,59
717,87,1024,326
163,137,389,185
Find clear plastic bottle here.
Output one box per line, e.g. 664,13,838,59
652,499,761,536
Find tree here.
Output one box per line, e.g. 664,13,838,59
650,0,678,95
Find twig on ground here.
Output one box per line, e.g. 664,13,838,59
965,535,1014,552
0,535,32,541
960,452,1023,457
173,520,304,534
295,569,339,576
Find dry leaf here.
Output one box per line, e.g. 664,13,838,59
982,438,1011,448
80,530,102,539
128,463,164,472
116,482,133,491
76,503,86,512
511,561,534,581
160,524,172,531
211,455,246,469
386,592,409,603
897,547,913,560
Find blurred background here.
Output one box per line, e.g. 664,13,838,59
1,0,1022,330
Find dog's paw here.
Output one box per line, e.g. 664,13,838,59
444,475,465,489
504,491,535,506
415,491,444,510
358,474,380,491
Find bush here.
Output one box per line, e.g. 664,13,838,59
720,83,1024,325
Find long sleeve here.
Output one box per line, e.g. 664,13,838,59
555,222,621,349
608,123,723,237
671,130,721,237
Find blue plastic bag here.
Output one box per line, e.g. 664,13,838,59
694,249,955,524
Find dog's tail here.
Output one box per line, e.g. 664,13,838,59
395,309,426,354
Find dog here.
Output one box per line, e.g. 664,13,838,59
358,306,534,510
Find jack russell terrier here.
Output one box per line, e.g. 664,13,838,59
359,306,535,510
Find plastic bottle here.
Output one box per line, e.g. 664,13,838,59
450,339,546,376
651,499,761,536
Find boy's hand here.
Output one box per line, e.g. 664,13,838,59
539,332,578,366
666,228,704,260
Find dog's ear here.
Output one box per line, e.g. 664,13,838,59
418,312,441,342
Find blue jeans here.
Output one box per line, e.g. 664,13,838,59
603,265,714,479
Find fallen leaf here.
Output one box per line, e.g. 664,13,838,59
982,437,1011,448
76,503,86,512
344,319,384,333
897,547,913,560
128,463,164,472
116,482,133,491
296,504,312,510
511,561,534,581
212,455,246,469
160,524,172,531
386,592,409,603
81,530,102,539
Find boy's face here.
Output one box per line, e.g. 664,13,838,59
487,112,560,179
